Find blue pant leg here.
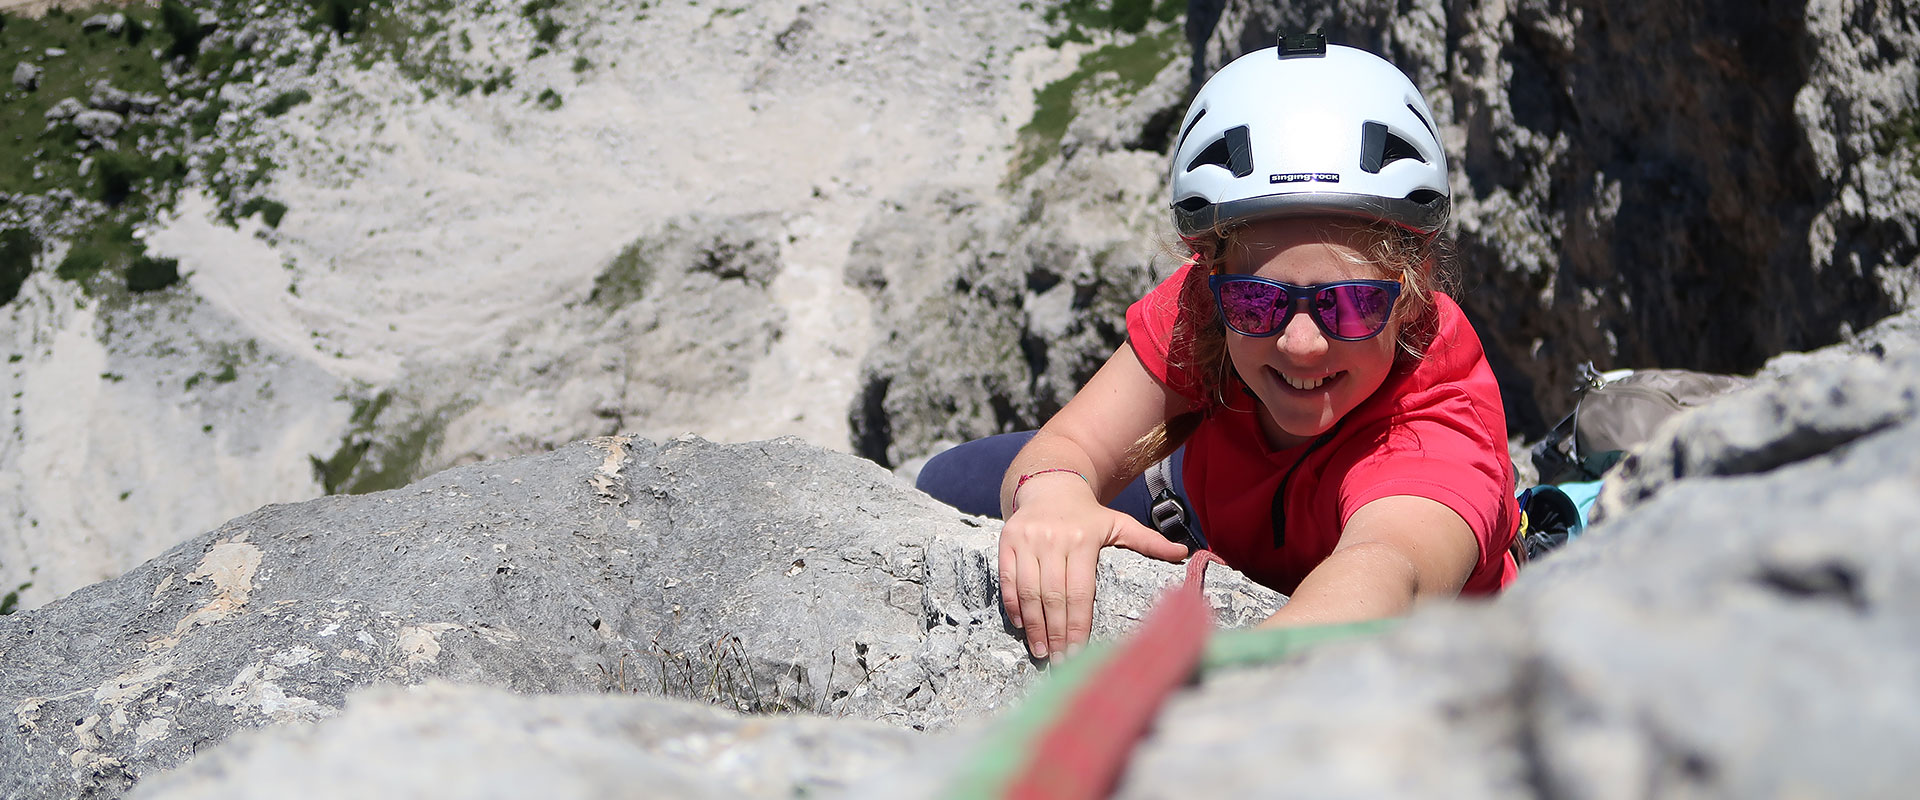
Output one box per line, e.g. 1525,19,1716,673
914,432,1037,519
915,431,1172,532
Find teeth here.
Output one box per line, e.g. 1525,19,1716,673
1283,372,1334,391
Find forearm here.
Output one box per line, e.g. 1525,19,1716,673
999,429,1104,517
1256,541,1422,628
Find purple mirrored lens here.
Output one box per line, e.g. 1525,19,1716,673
1316,284,1394,338
1217,281,1286,335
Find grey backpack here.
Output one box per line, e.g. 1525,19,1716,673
1531,363,1751,483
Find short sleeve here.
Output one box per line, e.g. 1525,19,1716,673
1335,390,1515,583
1125,262,1207,406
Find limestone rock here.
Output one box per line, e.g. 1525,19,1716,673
4,0,1065,607
11,62,40,92
127,682,933,800
73,109,126,140
858,0,1920,448
847,62,1187,466
418,212,793,475
120,336,1920,798
128,93,165,115
0,435,1280,799
17,338,1920,798
1119,334,1920,796
42,97,82,122
1592,357,1920,524
81,13,128,36
90,80,133,114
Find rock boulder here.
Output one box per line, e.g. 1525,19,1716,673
0,435,1279,799
12,62,40,92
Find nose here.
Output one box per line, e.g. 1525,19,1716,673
1274,299,1329,360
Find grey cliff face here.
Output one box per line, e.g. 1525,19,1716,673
854,0,1920,460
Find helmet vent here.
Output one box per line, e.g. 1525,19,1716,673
1360,121,1427,174
1405,103,1436,138
1175,108,1207,154
1174,196,1210,214
1185,125,1253,178
1406,189,1445,207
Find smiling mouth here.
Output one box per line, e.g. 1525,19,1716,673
1274,368,1345,392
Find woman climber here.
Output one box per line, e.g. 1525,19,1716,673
917,36,1518,662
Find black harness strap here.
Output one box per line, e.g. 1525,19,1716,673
1270,419,1346,549
1146,456,1207,552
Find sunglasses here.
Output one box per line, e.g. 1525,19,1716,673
1207,276,1402,341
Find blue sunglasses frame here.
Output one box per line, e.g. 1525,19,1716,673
1206,276,1403,341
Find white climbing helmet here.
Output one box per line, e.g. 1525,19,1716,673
1169,35,1450,236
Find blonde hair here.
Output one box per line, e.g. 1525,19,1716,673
1119,218,1460,476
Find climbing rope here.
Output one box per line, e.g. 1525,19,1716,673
945,552,1396,800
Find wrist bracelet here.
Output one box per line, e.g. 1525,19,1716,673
1011,468,1090,512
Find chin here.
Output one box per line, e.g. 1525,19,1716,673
1249,391,1345,448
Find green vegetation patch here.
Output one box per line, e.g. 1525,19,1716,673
1873,106,1920,153
0,0,582,306
92,148,188,207
532,14,562,43
311,390,445,495
1013,23,1185,182
343,0,517,96
52,217,181,295
238,197,290,227
519,0,565,59
0,229,40,307
158,0,208,58
55,219,140,288
261,88,313,117
1873,105,1920,177
588,237,657,309
0,572,30,615
310,0,378,35
185,344,245,388
0,5,173,199
124,254,180,293
0,0,314,301
1043,0,1182,45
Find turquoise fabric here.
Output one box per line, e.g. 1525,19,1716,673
1557,479,1603,529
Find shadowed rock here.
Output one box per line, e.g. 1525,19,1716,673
857,0,1920,450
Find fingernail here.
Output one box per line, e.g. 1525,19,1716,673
1031,641,1047,659
1010,615,1022,629
1067,642,1084,658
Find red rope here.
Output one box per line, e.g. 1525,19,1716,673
1004,551,1222,800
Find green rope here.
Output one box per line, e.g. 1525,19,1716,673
942,618,1397,800
1200,618,1399,671
942,640,1120,800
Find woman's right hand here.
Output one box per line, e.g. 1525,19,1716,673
998,480,1191,661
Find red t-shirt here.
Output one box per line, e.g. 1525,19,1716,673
1126,264,1519,595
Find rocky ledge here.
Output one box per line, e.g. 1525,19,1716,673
0,431,1278,799
5,313,1920,799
